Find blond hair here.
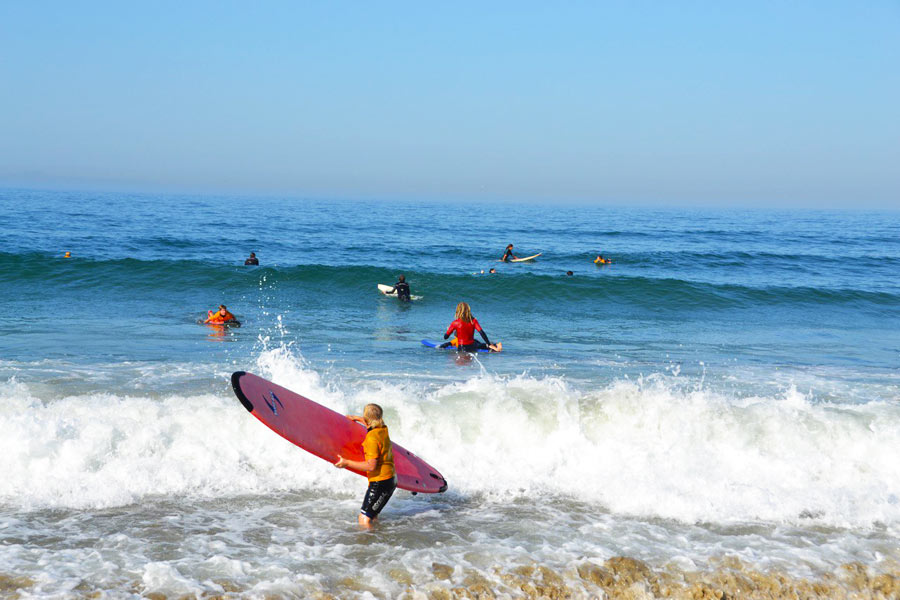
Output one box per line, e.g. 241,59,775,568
364,403,385,428
455,301,473,323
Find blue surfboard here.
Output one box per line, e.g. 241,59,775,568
421,339,490,353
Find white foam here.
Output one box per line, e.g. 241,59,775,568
416,373,900,529
2,348,899,533
0,372,360,510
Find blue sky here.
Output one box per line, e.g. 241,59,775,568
1,1,898,207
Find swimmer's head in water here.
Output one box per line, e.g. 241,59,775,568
363,403,385,428
455,301,473,322
566,271,573,276
489,268,496,273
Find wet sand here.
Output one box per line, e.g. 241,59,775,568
3,556,898,599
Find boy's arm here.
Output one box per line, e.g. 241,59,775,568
335,456,376,471
336,418,377,470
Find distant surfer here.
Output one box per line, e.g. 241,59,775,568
334,404,397,528
441,301,502,352
566,270,573,276
500,244,518,262
203,304,240,325
63,251,71,258
244,252,259,266
386,274,411,302
594,254,611,265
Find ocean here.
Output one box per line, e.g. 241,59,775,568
1,188,898,598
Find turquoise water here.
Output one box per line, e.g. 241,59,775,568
1,188,899,596
3,189,897,374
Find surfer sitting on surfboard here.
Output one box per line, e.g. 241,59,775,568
441,301,502,352
500,244,518,262
386,274,411,302
334,404,397,528
203,304,239,325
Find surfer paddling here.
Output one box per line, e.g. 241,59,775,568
203,304,240,325
441,301,502,352
334,404,397,528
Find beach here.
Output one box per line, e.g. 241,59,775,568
1,189,898,598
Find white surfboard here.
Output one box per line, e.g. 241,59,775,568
378,284,421,300
510,253,542,262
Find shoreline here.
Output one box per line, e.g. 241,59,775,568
3,556,898,598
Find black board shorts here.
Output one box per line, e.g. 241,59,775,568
360,476,397,519
439,341,489,351
459,342,489,352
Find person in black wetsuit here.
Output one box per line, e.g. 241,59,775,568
388,274,411,302
500,244,518,262
244,252,259,266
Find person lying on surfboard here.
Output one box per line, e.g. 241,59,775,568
203,304,239,325
500,244,518,262
441,301,502,352
386,274,411,302
334,403,397,528
594,254,612,264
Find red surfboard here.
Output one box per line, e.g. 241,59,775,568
231,371,447,494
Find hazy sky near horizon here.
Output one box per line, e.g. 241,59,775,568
1,1,898,207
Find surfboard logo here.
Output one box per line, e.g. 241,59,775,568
263,390,285,415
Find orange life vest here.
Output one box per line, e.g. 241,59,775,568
207,310,235,323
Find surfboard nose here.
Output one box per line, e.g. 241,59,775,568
231,371,254,412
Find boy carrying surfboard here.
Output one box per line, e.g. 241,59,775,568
334,404,397,528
